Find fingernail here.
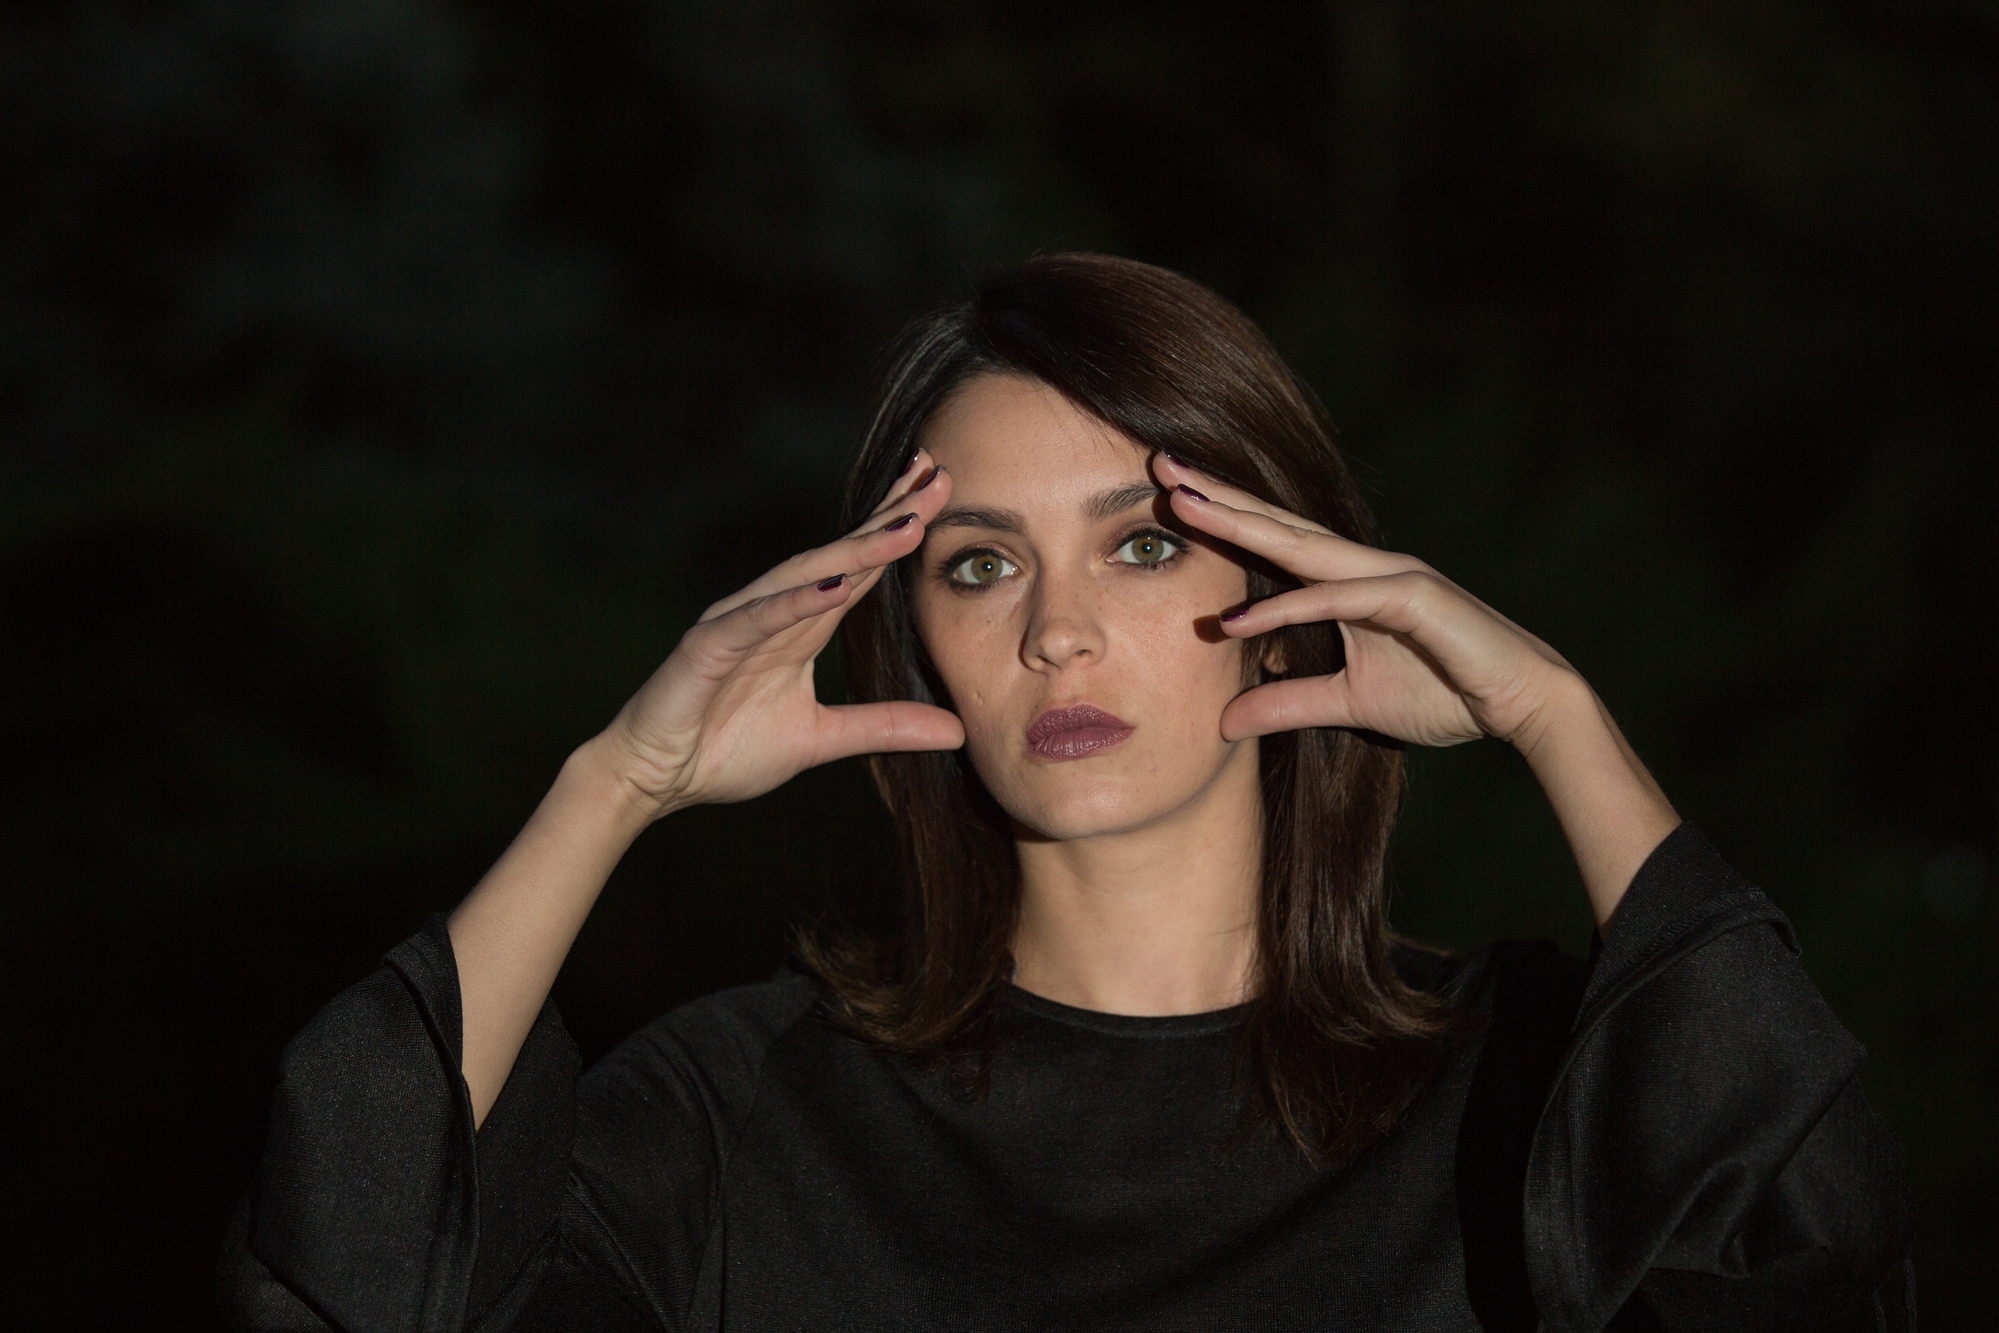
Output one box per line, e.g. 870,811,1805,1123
1220,607,1247,622
817,574,846,591
883,512,917,532
913,465,945,492
1177,483,1209,502
900,449,920,475
1162,450,1185,467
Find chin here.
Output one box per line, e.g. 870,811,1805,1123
973,745,1228,843
1007,789,1170,842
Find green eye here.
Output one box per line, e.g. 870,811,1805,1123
949,551,1019,586
1114,532,1181,566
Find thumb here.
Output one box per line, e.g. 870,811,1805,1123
814,700,966,764
1221,674,1359,741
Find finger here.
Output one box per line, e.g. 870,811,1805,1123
1149,451,1336,537
700,467,954,622
1224,563,1566,675
833,551,899,609
730,469,952,656
699,521,911,624
859,448,943,525
690,574,857,660
783,549,903,659
1220,674,1359,740
811,700,966,764
1217,571,1443,640
1168,487,1416,584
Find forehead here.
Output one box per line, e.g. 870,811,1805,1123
918,374,1150,510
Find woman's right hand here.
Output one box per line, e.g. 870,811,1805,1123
602,451,965,817
452,457,960,1125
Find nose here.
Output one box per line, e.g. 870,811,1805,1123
1021,566,1105,672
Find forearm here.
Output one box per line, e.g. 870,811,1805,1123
449,732,661,1127
1512,671,1681,933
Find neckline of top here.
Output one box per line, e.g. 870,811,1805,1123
1000,984,1251,1038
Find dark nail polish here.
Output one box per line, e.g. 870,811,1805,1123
883,512,917,532
817,574,846,591
913,465,945,492
900,449,920,475
1177,483,1210,502
1220,608,1247,622
1162,450,1185,466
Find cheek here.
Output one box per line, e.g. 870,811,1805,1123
1130,614,1250,721
913,591,1012,720
912,568,1249,737
1124,577,1250,689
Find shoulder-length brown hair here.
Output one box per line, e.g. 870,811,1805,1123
803,253,1452,1167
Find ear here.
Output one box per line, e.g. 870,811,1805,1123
1258,631,1289,679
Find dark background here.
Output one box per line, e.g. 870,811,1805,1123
2,1,1993,1326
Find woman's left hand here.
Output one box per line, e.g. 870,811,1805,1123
1153,454,1576,752
1154,452,1680,929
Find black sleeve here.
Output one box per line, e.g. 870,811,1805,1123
216,916,617,1332
218,918,816,1333
1521,824,1914,1332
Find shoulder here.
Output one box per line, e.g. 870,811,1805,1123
577,969,826,1133
1390,936,1588,1025
557,972,831,1306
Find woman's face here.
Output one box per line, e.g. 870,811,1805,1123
910,374,1260,842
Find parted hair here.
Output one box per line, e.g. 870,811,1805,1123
800,253,1454,1167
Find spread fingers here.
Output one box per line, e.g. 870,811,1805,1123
699,466,953,622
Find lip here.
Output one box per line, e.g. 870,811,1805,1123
1026,704,1134,762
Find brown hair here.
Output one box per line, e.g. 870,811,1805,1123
802,253,1453,1167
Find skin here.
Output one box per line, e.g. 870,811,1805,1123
445,372,1679,1128
910,376,1269,1016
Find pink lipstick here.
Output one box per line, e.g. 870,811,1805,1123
1026,705,1133,762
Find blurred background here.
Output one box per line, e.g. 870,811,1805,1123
1,0,1992,1326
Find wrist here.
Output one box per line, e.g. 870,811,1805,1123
1505,669,1679,930
565,731,678,832
1503,665,1596,763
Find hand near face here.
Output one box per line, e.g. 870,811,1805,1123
1152,455,1579,753
604,454,965,817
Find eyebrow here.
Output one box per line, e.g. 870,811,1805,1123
929,482,1164,535
1085,481,1167,523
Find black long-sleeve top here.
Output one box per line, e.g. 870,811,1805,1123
217,825,1913,1331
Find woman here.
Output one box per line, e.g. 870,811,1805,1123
220,255,1911,1331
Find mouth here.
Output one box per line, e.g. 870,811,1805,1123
1025,704,1134,762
